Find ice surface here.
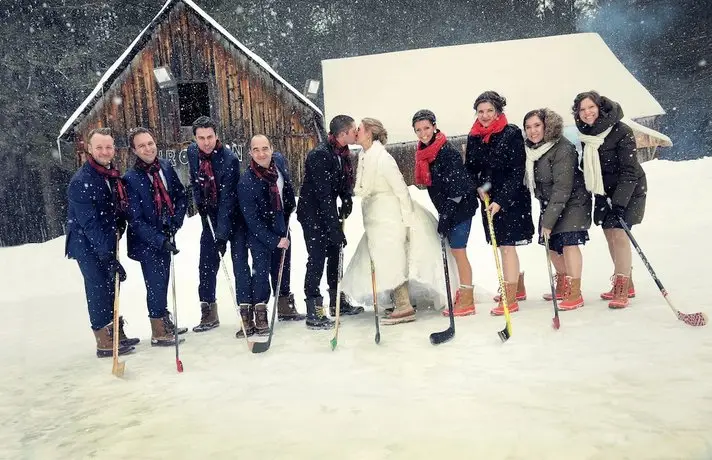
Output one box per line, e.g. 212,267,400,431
1,158,711,459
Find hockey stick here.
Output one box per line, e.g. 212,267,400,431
252,232,289,354
111,231,126,378
484,193,513,342
430,236,456,345
329,235,346,351
618,216,707,327
543,233,561,330
371,258,381,344
206,217,253,351
169,236,184,372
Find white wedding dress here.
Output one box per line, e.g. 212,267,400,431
341,140,477,311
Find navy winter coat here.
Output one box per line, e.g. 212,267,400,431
65,161,125,261
426,140,479,232
123,158,188,261
187,142,240,241
239,153,296,251
296,141,351,235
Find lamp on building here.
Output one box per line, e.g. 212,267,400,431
303,79,320,101
153,66,177,89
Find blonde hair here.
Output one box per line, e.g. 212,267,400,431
361,118,388,144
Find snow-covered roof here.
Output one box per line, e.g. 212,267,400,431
321,33,666,144
58,0,321,141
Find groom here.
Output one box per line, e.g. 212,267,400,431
297,115,364,330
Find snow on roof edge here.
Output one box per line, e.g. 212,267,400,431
58,0,322,141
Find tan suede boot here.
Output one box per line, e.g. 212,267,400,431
382,282,416,325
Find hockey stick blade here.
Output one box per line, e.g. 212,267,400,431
375,330,381,344
429,326,454,345
552,316,560,330
252,337,271,354
176,359,184,373
678,311,708,327
498,324,511,343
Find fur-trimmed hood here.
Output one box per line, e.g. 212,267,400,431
525,108,564,147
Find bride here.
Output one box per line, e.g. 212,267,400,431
340,117,462,325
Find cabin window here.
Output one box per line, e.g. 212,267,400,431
178,82,210,126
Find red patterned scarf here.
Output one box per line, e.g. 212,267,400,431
328,134,354,193
469,114,509,143
134,158,175,217
250,158,282,211
86,155,128,214
415,131,447,186
198,140,221,208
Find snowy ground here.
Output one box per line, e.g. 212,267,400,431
2,158,712,459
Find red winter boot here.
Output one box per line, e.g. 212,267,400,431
608,274,631,309
559,276,584,311
494,272,526,302
601,272,635,300
443,285,476,316
490,281,519,316
543,273,568,301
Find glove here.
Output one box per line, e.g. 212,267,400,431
329,227,347,248
106,259,127,283
215,238,227,256
610,204,626,220
339,196,353,220
437,214,452,236
163,239,180,255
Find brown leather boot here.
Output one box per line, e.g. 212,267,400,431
543,273,568,301
608,274,631,309
490,281,519,316
254,303,269,336
442,284,475,316
494,272,527,301
93,323,134,358
117,316,140,346
277,293,306,321
382,282,416,325
150,316,184,346
559,277,584,310
236,304,256,338
192,301,219,332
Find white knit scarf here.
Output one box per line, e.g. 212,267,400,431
524,141,555,193
578,127,612,196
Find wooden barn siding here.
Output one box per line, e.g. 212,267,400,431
71,3,319,192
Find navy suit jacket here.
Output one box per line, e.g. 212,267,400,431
238,153,296,251
123,158,188,261
65,161,125,261
187,142,239,241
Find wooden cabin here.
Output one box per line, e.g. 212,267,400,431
57,0,324,190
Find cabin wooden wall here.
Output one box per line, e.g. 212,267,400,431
70,3,320,191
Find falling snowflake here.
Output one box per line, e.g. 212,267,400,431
699,59,707,67
236,6,244,14
113,96,123,106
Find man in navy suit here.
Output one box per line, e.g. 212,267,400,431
187,116,250,332
123,127,188,346
65,128,138,358
296,115,365,330
237,135,304,338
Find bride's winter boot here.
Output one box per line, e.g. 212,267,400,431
490,281,519,316
493,272,527,302
382,282,416,325
443,284,475,316
329,289,364,316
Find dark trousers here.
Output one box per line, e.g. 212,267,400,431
303,224,339,299
250,237,291,304
198,220,251,305
139,249,171,319
76,254,114,330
